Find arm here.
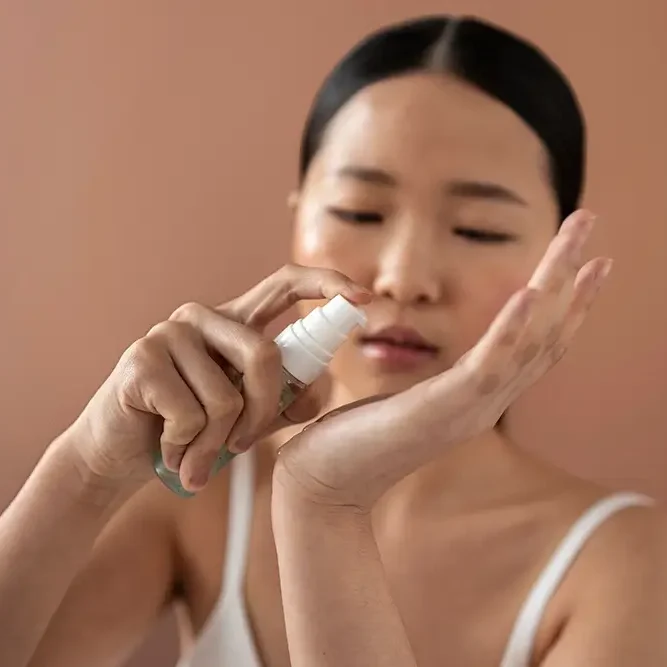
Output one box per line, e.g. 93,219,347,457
272,476,417,667
541,509,667,667
267,213,653,665
273,482,667,667
0,433,177,667
0,266,371,667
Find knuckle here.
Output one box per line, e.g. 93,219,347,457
278,263,302,280
147,319,193,341
314,266,350,289
122,337,162,374
176,409,207,441
170,301,204,323
248,338,282,370
207,391,244,422
322,267,348,282
115,339,164,397
275,264,302,305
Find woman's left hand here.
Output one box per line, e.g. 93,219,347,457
274,209,611,511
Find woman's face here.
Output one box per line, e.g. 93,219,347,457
291,73,560,401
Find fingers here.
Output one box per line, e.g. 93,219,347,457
217,264,372,330
528,210,595,295
462,287,540,387
559,257,613,346
169,303,284,455
120,338,208,470
277,373,334,430
146,321,245,490
124,263,370,493
434,211,611,419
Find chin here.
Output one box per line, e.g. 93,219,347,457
334,364,442,402
372,371,433,394
330,345,455,402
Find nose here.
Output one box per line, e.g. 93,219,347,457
372,222,443,305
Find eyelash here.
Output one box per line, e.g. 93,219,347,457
453,227,516,244
328,208,515,244
328,207,384,224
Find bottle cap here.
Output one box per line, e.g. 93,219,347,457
274,295,367,384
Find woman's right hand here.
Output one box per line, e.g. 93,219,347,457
63,265,371,495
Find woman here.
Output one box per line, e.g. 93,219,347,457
2,14,666,667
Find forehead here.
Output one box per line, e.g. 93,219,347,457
313,73,551,199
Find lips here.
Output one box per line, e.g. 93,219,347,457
360,326,438,351
358,326,439,370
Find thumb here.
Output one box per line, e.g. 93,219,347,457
228,373,332,455
274,372,333,431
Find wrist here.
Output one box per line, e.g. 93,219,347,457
45,431,141,518
272,466,372,538
272,456,374,516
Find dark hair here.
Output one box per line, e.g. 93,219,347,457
299,15,586,221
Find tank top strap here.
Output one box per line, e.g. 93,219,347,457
500,491,654,667
220,450,257,601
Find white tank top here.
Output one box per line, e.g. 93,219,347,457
178,451,652,667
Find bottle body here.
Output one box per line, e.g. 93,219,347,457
153,367,307,498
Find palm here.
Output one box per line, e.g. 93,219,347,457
276,211,610,510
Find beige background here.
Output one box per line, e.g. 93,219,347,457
1,1,666,665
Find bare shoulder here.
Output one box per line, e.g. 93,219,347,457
569,496,667,594
546,488,667,639
535,496,667,665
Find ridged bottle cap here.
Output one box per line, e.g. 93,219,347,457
274,295,367,384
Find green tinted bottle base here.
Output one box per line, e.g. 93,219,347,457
153,368,304,496
153,447,238,498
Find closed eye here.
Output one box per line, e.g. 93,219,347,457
327,207,384,224
454,227,516,244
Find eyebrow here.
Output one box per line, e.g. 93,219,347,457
335,167,527,206
446,180,527,206
335,166,397,186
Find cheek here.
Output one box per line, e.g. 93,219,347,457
482,276,527,319
458,235,549,338
459,269,532,345
291,214,375,319
292,215,372,282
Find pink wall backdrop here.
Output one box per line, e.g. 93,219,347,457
2,1,666,664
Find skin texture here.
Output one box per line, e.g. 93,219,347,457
1,73,667,667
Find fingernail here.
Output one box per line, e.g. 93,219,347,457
188,450,226,491
566,211,595,236
211,446,237,473
346,284,373,301
598,258,613,281
584,215,597,233
160,445,185,473
576,213,597,239
188,469,210,492
227,437,248,454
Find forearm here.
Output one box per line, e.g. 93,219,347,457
272,480,417,667
0,433,136,667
